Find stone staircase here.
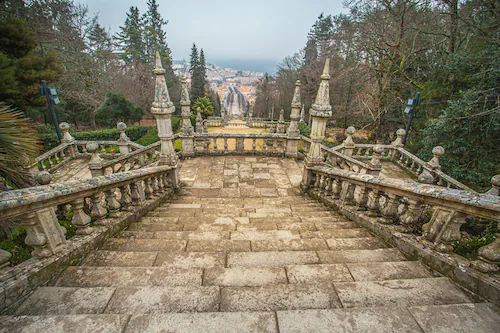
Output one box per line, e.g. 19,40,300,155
2,156,499,332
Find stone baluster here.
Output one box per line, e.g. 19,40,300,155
340,181,356,206
144,178,154,199
324,177,333,196
224,137,228,152
117,122,131,155
60,122,77,157
213,138,218,151
354,184,369,210
130,182,142,206
343,127,356,156
90,193,108,224
301,59,332,190
87,142,104,177
252,138,257,152
236,137,244,151
390,128,405,159
419,146,445,184
71,199,93,235
313,173,321,189
104,189,121,218
119,185,133,211
366,189,382,216
368,145,383,175
331,178,342,199
18,213,51,258
153,176,162,194
157,175,164,192
398,198,422,232
422,208,467,253
379,193,401,224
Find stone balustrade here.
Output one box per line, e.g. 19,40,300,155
99,141,161,175
307,165,500,268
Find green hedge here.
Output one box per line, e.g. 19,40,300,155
38,126,150,150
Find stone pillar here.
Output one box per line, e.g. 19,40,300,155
286,80,301,158
87,142,104,177
116,122,131,155
195,108,203,134
277,109,286,134
60,122,76,157
150,52,179,186
179,78,194,157
418,146,445,184
301,59,332,190
474,175,500,272
343,126,356,156
368,145,383,175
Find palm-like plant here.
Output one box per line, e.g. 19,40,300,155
0,103,41,190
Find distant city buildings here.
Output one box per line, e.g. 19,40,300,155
172,60,264,105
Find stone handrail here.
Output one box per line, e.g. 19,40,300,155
26,142,76,174
100,141,161,174
308,165,499,255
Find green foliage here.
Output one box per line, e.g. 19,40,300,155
453,222,498,259
193,96,214,118
95,93,143,126
135,127,158,146
38,126,149,150
116,6,146,63
298,122,311,138
0,226,32,265
190,43,207,104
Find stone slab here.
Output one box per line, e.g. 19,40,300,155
0,315,129,333
183,223,236,231
334,277,472,308
228,251,319,268
15,287,115,315
125,312,277,333
105,286,220,314
277,222,317,231
57,266,202,287
154,252,225,268
301,229,371,239
128,223,184,231
153,231,229,240
318,249,407,264
251,239,328,251
408,303,500,333
204,267,287,286
231,230,300,240
286,264,353,284
187,240,251,252
277,307,422,333
169,203,202,209
220,284,341,311
101,239,186,252
237,223,277,231
314,221,358,230
83,251,158,267
347,261,432,281
326,237,387,250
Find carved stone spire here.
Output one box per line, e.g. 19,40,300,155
151,52,174,114
180,78,194,137
287,80,301,138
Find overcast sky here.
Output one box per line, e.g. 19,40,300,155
81,0,347,69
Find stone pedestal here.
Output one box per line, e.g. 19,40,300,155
117,122,131,155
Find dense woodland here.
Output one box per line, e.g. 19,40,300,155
254,0,499,191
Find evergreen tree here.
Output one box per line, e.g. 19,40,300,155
199,48,207,89
189,43,204,104
116,6,146,63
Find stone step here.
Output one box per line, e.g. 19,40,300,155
334,277,472,308
186,240,251,252
204,267,287,287
230,230,300,240
300,229,372,239
346,261,432,281
317,249,407,263
57,266,202,287
251,239,329,252
237,223,278,231
228,251,319,268
154,252,226,268
220,284,341,311
326,237,387,250
101,239,186,252
119,230,230,241
129,222,184,232
83,251,159,267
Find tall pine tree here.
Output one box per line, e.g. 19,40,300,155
189,43,204,104
116,6,145,63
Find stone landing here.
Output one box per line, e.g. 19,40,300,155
2,156,499,332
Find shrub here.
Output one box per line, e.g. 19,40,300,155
94,93,143,126
298,122,311,138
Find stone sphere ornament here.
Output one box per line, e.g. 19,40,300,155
117,122,127,131
396,128,406,137
36,171,52,185
59,122,70,131
346,126,356,135
432,146,445,157
86,142,99,154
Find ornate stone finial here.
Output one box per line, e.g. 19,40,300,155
59,122,74,143
180,77,190,105
343,126,356,147
486,175,500,196
117,122,130,142
36,171,52,185
154,51,166,75
369,145,384,168
291,80,301,108
151,52,174,115
429,146,445,169
310,58,332,116
391,129,406,147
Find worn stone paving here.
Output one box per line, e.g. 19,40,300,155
51,158,91,182
3,156,499,332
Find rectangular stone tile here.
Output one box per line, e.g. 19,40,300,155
290,205,326,212
315,221,358,230
277,307,422,333
169,203,202,209
128,223,184,232
255,207,292,213
292,211,337,217
228,251,319,268
154,252,225,268
252,239,328,252
153,231,229,240
318,249,406,264
237,223,277,231
101,239,186,252
183,223,236,231
300,217,348,224
125,312,277,333
151,210,197,217
250,217,302,224
408,303,500,333
260,188,278,197
140,217,179,223
247,212,292,218
105,286,220,314
277,222,317,231
83,251,158,267
231,230,300,240
0,315,129,333
334,277,472,308
220,284,340,311
204,267,287,286
187,240,251,252
286,264,353,284
326,237,387,250
57,266,202,287
301,229,371,239
15,287,115,315
347,261,432,281
114,231,155,239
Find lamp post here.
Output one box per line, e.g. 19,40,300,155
402,92,420,145
41,80,62,142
